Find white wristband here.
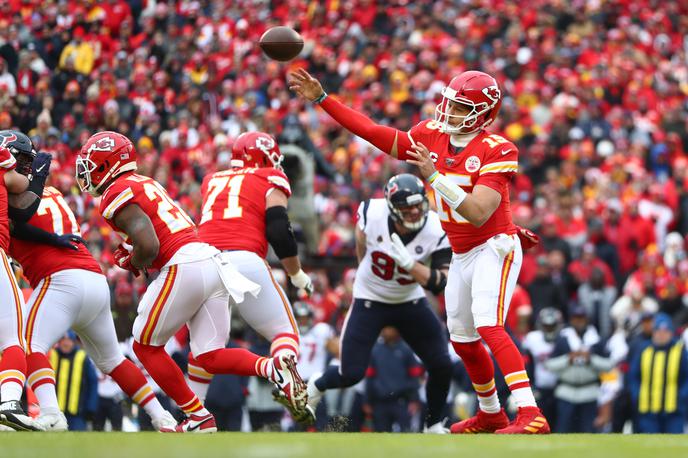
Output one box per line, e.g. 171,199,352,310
431,174,467,210
290,270,310,289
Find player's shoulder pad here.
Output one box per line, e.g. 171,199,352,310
100,179,135,220
408,119,444,145
0,147,16,170
257,167,291,196
479,133,519,176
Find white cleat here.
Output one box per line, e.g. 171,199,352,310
0,401,45,431
37,412,69,432
306,372,324,412
151,411,178,432
423,419,450,434
0,424,16,432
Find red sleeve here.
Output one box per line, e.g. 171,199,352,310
263,169,292,198
319,95,406,158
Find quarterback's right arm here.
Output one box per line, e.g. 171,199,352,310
288,68,413,159
113,204,160,269
265,189,312,296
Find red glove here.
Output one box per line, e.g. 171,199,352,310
516,226,540,250
114,245,140,277
0,146,16,170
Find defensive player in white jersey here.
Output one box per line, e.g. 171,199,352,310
521,308,562,426
306,174,454,433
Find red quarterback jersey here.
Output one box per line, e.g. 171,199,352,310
99,173,199,270
9,187,102,288
198,167,291,257
408,120,518,253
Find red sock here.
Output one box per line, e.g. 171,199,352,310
478,326,531,391
109,359,156,407
0,345,27,400
132,341,203,414
451,340,495,385
195,348,262,376
26,352,55,390
270,333,299,358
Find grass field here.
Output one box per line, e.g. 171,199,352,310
1,432,687,458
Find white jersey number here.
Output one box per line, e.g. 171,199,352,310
200,175,245,224
143,182,195,234
37,194,80,235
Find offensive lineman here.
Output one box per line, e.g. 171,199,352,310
196,131,314,421
290,68,549,433
0,131,49,431
305,174,454,433
9,185,177,431
75,131,308,432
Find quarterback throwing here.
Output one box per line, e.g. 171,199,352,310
290,68,549,434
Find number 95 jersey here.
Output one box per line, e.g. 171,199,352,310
353,198,449,304
409,120,518,253
99,173,199,270
198,167,291,258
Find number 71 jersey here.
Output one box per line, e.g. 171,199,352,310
198,167,291,258
9,187,101,288
408,120,518,253
99,173,199,270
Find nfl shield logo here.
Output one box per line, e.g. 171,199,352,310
445,157,456,167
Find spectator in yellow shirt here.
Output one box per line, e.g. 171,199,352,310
58,27,94,76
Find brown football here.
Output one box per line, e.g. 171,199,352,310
259,26,304,62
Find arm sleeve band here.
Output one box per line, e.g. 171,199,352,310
8,192,41,222
11,221,63,245
423,268,447,295
431,173,468,210
319,96,405,157
265,206,298,260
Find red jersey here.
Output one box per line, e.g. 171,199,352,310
9,187,101,288
198,167,291,258
407,120,518,253
0,147,16,251
99,173,199,270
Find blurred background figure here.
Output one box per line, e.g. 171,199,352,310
627,313,688,433
522,308,563,427
545,307,614,433
50,332,99,431
364,327,422,433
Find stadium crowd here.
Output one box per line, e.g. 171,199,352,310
0,0,687,433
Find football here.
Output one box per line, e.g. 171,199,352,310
259,26,304,62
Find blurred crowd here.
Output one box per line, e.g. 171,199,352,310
1,0,688,433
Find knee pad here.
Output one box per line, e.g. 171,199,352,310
93,354,126,375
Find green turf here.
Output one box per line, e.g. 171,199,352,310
1,432,686,458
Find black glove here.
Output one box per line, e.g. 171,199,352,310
30,152,52,181
55,234,86,251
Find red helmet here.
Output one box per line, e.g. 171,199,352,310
76,131,137,196
231,131,283,170
434,70,502,134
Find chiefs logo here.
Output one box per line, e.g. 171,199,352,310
465,155,481,173
482,85,501,104
255,136,275,154
0,132,17,149
87,136,116,154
